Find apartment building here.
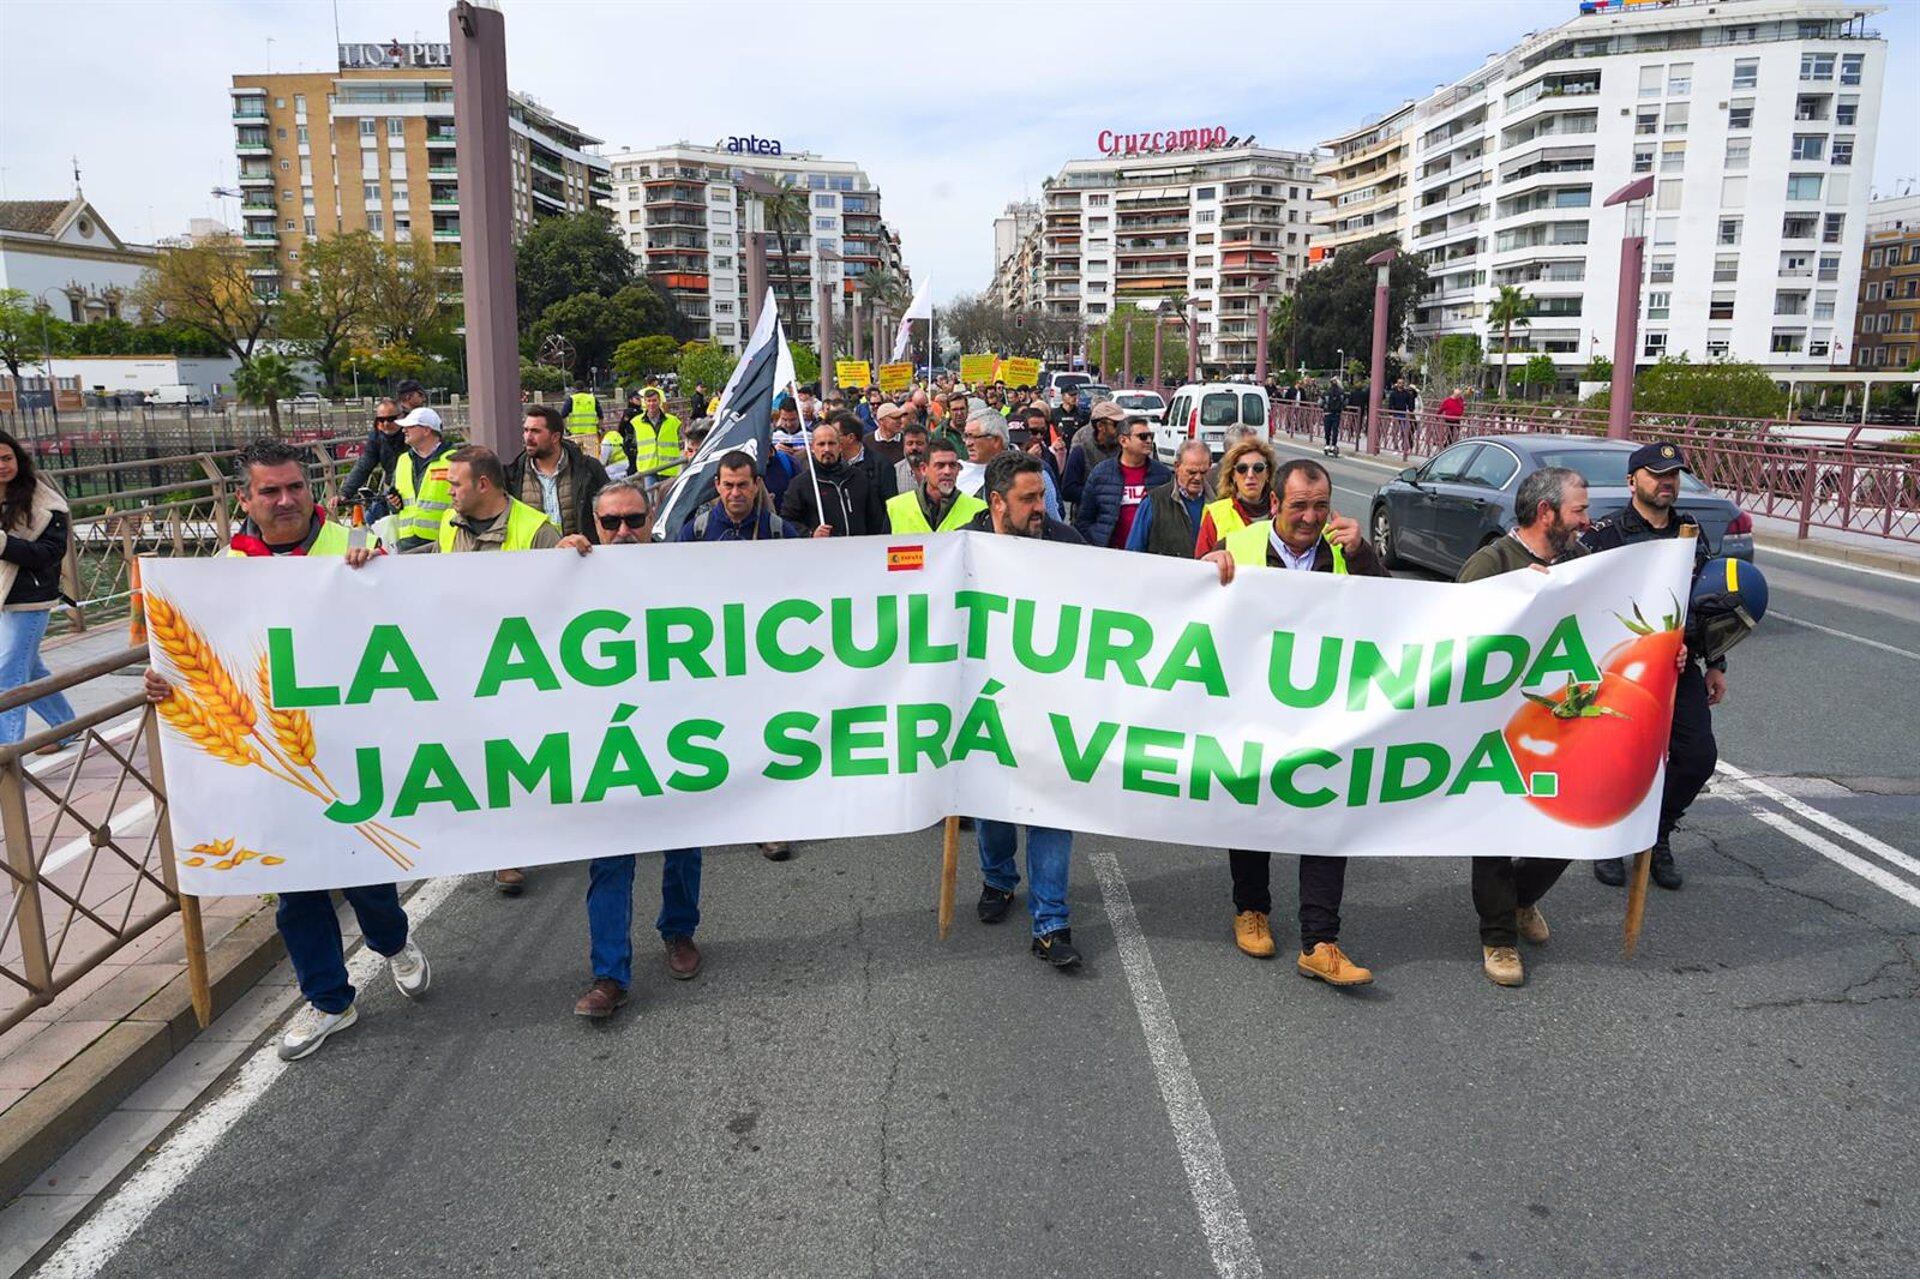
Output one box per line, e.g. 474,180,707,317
1028,137,1323,373
988,200,1042,310
1313,104,1417,259
603,142,909,351
230,40,610,295
1852,192,1920,369
1401,0,1887,384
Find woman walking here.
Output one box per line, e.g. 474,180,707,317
0,430,78,751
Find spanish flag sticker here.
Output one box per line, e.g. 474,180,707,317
887,545,925,572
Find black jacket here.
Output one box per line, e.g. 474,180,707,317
843,445,898,502
964,507,1087,544
1579,505,1723,669
340,427,407,497
780,459,887,536
503,439,609,542
2,510,69,608
1321,385,1347,418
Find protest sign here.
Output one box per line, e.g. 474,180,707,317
959,354,998,385
144,537,1694,895
1000,357,1041,388
877,362,915,394
835,360,871,389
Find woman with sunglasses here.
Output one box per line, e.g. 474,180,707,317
1191,436,1279,558
0,429,80,752
337,397,408,522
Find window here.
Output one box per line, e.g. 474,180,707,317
1714,255,1740,283
1775,290,1808,316
293,94,306,114
1795,94,1829,122
1837,96,1859,126
1638,65,1663,98
273,97,284,109
360,119,375,138
1723,138,1750,172
1869,248,1884,268
1732,59,1759,90
1656,179,1683,211
275,126,286,140
1840,53,1863,85
1633,143,1655,173
1814,290,1837,320
1822,213,1845,243
1800,52,1835,81
303,216,316,237
391,182,408,207
1808,334,1832,358
1718,217,1742,246
1832,137,1854,167
1709,293,1736,320
1782,213,1818,239
1865,281,1880,300
1818,254,1840,281
1782,251,1813,276
813,217,835,231
393,216,409,238
1787,173,1823,201
1664,102,1689,133
813,194,835,208
296,125,308,145
282,218,295,231
1654,217,1678,245
1195,187,1216,200
1706,329,1732,358
363,182,380,202
1647,291,1671,320
1728,100,1754,130
1088,194,1108,206
1635,108,1659,136
1667,64,1692,95
1650,255,1675,284
711,209,732,226
1722,176,1747,208
387,117,403,138
1643,332,1667,358
1770,329,1805,353
367,211,383,235
1792,135,1825,162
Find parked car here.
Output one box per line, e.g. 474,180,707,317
1156,382,1271,460
1039,370,1092,405
148,384,210,406
1367,434,1755,577
1112,390,1167,424
1079,383,1114,404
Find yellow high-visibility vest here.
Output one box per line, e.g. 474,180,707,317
1224,520,1348,574
565,392,600,443
886,489,986,535
438,496,555,553
393,447,453,551
224,518,362,557
1204,497,1265,542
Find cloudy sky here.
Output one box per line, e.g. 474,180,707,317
3,0,1916,304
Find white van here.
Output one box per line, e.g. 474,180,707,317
1156,382,1270,460
149,384,210,406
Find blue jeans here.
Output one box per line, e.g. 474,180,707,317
586,850,701,989
0,609,77,746
277,884,408,1014
976,821,1073,938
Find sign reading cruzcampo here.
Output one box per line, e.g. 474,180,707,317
339,40,452,69
1097,126,1231,158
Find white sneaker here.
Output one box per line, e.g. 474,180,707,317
277,1002,359,1061
390,940,431,999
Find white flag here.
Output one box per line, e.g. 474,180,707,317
891,275,933,362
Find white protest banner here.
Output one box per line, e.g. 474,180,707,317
143,536,1695,896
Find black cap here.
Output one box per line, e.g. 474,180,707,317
394,378,425,397
1628,440,1687,475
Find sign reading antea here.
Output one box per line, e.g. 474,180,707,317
339,41,453,70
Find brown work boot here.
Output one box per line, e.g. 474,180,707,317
664,936,702,980
1233,910,1276,958
573,978,628,1019
493,868,525,896
1482,945,1525,987
758,841,792,861
1515,904,1550,945
1297,941,1373,986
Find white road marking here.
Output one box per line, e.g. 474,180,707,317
1745,809,1920,911
1089,849,1265,1279
1719,762,1920,886
1766,610,1920,662
25,716,140,778
42,799,155,877
30,875,465,1279
1757,542,1920,585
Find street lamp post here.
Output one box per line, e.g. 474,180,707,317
1255,293,1270,387
1121,315,1132,387
1152,314,1164,394
1364,247,1398,454
1603,175,1655,440
1186,304,1199,385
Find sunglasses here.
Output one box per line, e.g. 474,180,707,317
597,512,650,532
1130,432,1154,442
375,415,399,424
1234,462,1269,476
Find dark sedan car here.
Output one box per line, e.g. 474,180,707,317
1368,434,1755,578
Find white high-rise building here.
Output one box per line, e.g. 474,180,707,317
1402,0,1887,385
603,142,908,353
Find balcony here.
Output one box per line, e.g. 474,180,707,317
428,162,459,177
235,135,271,155
232,101,268,121
243,228,278,246
425,129,457,148
659,273,710,292
237,170,274,187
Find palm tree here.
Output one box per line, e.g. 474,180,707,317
1488,285,1534,400
1268,293,1297,377
759,180,811,338
855,267,908,356
231,351,304,431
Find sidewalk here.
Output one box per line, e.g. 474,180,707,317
1269,432,1920,578
0,623,283,1201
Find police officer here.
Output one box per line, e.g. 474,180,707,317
1580,441,1725,891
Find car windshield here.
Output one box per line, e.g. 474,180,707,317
1199,393,1239,427
1534,448,1711,493
1117,395,1162,410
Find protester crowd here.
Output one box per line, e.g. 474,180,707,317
127,374,1742,1060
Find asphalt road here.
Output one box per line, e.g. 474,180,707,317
27,451,1920,1278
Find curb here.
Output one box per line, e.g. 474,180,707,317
1271,437,1920,578
0,905,286,1204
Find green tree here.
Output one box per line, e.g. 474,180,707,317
1420,333,1484,398
757,181,812,337
0,288,48,385
527,283,677,379
1293,234,1429,373
1582,354,1613,383
1487,284,1535,400
787,342,820,384
1267,293,1296,376
281,232,380,393
1090,303,1190,385
130,235,277,366
519,359,564,394
1584,355,1788,420
513,212,633,328
677,341,737,396
613,334,681,386
230,351,303,431
370,239,457,350
1517,354,1560,399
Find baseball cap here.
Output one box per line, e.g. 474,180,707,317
394,379,425,398
1090,401,1126,423
398,406,443,433
1627,440,1686,475
876,402,904,420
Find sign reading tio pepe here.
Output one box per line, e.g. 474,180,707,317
339,40,452,69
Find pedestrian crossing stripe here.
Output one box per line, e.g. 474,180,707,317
886,545,925,571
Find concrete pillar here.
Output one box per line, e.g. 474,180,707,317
745,232,770,334
1121,316,1133,387
1186,306,1199,383
1364,249,1397,455
1254,296,1269,385
818,282,836,394
1152,316,1164,392
1602,177,1654,440
851,296,864,363
450,1,518,454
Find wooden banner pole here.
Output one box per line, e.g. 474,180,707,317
1626,523,1697,956
937,816,959,940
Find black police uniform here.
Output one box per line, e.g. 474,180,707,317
1579,498,1723,881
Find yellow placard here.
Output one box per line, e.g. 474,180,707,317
959,354,998,385
834,360,872,389
1001,357,1042,389
877,362,915,394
